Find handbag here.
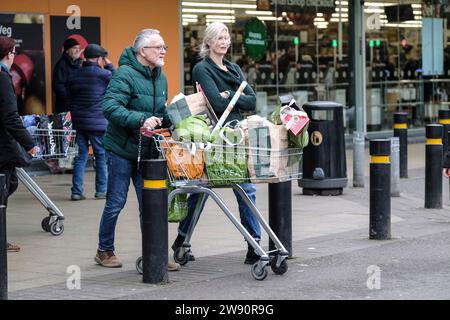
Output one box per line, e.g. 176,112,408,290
11,142,33,167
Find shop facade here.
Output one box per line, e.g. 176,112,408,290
181,0,449,134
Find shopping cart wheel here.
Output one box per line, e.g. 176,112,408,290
136,256,143,275
41,216,51,232
270,257,288,275
251,262,268,281
173,247,191,266
49,221,64,236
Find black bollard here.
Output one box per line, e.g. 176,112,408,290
141,159,168,284
268,181,292,257
369,139,391,240
438,110,450,163
425,124,443,209
0,174,7,300
393,112,408,178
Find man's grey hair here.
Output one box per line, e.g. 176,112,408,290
133,29,160,52
199,22,230,58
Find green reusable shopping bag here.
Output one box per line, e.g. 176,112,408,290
206,121,248,185
168,184,188,223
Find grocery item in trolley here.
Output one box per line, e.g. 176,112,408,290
30,128,77,160
205,120,248,185
243,115,296,183
166,83,218,130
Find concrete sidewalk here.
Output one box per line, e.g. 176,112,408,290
4,142,450,299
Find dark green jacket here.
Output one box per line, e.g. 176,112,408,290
102,46,170,161
192,56,256,122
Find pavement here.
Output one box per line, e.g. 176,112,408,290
4,142,450,300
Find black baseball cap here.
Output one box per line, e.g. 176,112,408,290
84,43,108,59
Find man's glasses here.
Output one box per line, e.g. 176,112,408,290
9,51,17,56
143,45,168,52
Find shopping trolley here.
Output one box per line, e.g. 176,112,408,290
136,128,302,280
16,128,77,236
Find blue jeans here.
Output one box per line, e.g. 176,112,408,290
178,183,261,241
98,151,143,252
71,132,107,196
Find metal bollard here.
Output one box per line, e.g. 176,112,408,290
369,139,391,240
0,174,7,300
390,137,400,197
393,112,408,178
353,131,365,188
140,159,168,284
268,181,292,257
425,124,443,209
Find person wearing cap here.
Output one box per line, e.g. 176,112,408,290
0,36,36,253
67,44,115,201
52,37,83,114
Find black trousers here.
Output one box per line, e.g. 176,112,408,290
0,164,18,206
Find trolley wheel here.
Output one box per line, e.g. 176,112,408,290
41,216,51,232
270,257,288,275
173,247,190,266
251,262,268,281
136,256,143,275
49,221,64,236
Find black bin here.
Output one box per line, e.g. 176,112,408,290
298,101,347,195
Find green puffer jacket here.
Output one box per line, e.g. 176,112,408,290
102,46,170,161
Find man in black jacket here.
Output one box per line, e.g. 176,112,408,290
0,36,35,252
52,38,83,114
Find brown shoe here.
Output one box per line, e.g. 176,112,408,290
7,243,20,253
168,261,180,271
95,250,122,268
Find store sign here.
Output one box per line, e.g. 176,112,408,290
244,18,267,61
257,0,335,14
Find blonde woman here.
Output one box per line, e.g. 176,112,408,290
172,22,261,264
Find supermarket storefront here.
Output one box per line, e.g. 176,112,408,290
181,0,450,135
2,0,449,136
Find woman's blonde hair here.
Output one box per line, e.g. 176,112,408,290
199,22,230,58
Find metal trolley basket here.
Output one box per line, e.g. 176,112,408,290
16,128,77,236
136,128,302,280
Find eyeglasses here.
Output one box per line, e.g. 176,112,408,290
9,51,17,56
143,45,168,52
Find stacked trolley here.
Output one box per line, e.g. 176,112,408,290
16,127,77,236
136,126,303,281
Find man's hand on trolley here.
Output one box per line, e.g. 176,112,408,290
143,116,162,130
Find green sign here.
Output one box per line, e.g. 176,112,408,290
244,18,267,61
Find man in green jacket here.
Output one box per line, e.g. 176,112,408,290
95,29,178,270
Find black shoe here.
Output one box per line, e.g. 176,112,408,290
244,242,260,264
172,234,195,261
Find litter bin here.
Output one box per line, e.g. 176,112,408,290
298,101,347,195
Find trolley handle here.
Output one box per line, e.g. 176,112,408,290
140,127,170,138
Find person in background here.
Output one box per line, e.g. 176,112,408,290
95,29,179,271
48,38,83,174
67,44,114,201
52,38,83,114
0,36,36,252
171,22,262,265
